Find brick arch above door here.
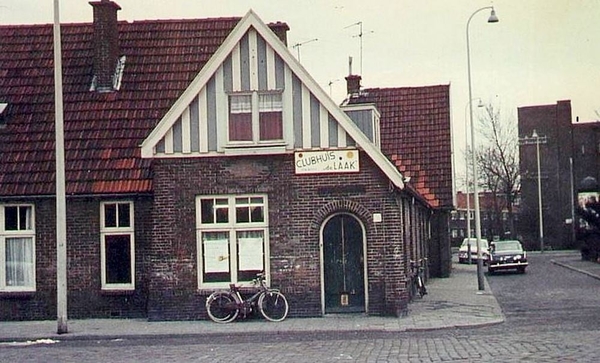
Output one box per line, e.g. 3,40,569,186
310,199,372,234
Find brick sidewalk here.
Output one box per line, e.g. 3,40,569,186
0,262,504,342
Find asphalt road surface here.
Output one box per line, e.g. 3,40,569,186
2,253,599,362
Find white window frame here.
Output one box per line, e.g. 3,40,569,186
196,195,269,288
100,201,135,291
0,204,36,292
227,91,284,146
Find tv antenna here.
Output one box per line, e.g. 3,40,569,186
328,79,341,96
292,38,318,62
344,21,373,75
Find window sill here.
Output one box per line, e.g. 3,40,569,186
0,290,36,299
223,143,287,156
100,288,135,296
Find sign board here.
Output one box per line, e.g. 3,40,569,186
294,150,360,174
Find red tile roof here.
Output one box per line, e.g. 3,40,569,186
0,17,240,196
456,191,517,211
347,85,453,208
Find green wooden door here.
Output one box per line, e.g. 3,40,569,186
323,214,365,313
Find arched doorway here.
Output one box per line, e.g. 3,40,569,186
321,213,366,313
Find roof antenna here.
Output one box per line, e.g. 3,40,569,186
328,79,340,96
292,38,318,62
344,21,373,75
348,56,353,75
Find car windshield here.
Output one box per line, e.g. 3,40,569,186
493,241,522,252
461,239,488,248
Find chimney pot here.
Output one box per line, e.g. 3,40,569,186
345,74,362,96
268,22,290,46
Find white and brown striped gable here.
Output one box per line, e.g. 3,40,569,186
140,10,404,189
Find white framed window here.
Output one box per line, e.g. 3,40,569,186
1,204,36,292
100,201,135,291
228,91,283,144
196,195,268,287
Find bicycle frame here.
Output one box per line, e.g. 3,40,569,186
226,273,276,318
229,283,264,317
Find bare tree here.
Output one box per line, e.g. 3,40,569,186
475,104,520,239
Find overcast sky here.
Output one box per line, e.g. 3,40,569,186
2,0,599,171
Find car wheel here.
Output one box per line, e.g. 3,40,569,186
517,267,526,274
488,267,494,275
458,258,465,264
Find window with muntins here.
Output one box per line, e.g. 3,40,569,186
100,201,135,290
0,204,35,292
228,92,283,144
197,195,268,287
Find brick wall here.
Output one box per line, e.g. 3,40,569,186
147,152,416,320
0,196,152,321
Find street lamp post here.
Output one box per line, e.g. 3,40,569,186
532,129,544,253
464,98,483,265
466,6,498,291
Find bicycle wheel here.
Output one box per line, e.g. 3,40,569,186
258,290,289,322
206,291,239,323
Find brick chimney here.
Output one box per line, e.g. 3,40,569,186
90,0,121,92
268,22,290,46
345,74,362,95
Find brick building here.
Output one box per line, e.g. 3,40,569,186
518,100,600,250
0,1,452,321
449,191,520,247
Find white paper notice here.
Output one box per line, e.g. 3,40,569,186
238,237,263,271
203,239,229,273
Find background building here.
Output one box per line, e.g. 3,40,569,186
518,100,600,251
450,191,519,247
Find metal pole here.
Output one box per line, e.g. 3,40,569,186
466,6,495,291
570,157,576,247
53,0,68,334
464,101,472,264
535,132,544,253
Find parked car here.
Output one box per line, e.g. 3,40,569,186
458,238,489,264
488,240,528,274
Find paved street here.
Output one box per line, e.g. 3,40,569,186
1,251,599,362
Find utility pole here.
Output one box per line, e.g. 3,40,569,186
519,130,548,252
53,0,68,334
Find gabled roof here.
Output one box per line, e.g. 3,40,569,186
346,85,453,208
140,10,405,189
0,9,407,198
0,17,241,196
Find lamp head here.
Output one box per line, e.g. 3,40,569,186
488,8,499,23
532,129,538,138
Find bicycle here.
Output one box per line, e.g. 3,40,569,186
205,272,289,323
410,259,428,298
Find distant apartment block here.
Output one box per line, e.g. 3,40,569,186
518,100,600,250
